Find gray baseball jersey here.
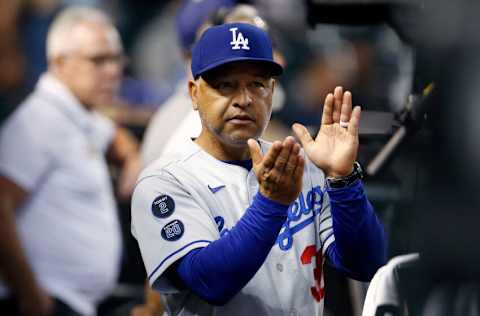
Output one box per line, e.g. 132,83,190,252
132,139,334,316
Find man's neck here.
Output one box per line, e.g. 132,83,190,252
50,71,94,111
195,132,251,161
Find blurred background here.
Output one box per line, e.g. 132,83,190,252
1,0,479,315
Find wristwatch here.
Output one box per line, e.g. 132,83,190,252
326,161,363,189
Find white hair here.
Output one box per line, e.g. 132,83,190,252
225,5,268,31
46,6,114,59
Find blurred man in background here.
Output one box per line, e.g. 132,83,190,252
140,0,235,166
0,6,140,316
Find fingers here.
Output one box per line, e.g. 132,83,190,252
293,154,305,182
323,87,355,127
273,136,295,172
321,93,334,125
256,137,304,205
260,140,282,170
283,141,301,175
332,86,343,123
258,136,303,181
340,91,352,124
248,138,263,165
347,105,361,136
292,123,313,149
265,138,303,195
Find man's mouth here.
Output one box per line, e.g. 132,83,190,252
227,114,254,123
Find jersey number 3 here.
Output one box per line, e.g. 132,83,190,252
301,245,325,302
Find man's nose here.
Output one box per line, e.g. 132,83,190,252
233,86,253,108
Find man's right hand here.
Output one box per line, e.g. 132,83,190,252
248,136,304,206
19,286,54,316
0,176,54,316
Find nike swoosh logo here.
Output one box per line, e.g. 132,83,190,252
208,185,225,194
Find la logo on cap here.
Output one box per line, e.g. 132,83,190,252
229,27,250,50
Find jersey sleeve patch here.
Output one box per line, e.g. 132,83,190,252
161,220,185,241
152,194,175,219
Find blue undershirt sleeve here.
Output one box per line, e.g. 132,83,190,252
325,180,387,281
174,192,288,305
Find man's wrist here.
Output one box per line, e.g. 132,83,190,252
257,187,293,207
326,162,363,189
326,166,354,178
254,192,290,218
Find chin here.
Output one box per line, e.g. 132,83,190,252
225,133,258,147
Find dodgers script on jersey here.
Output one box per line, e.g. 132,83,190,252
132,139,335,316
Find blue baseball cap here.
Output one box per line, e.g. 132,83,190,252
191,23,283,79
176,0,236,52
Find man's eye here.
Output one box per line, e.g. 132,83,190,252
253,81,265,88
215,82,233,90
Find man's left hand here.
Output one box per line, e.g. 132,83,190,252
117,153,141,201
292,86,360,178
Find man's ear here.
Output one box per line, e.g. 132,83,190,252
188,79,199,111
270,78,277,96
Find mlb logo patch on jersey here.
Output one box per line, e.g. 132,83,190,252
152,195,175,219
161,220,184,241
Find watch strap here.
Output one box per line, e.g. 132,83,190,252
326,161,363,189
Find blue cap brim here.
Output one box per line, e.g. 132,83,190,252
194,57,283,79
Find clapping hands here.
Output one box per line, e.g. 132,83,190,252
292,86,360,178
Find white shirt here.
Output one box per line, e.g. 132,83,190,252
362,253,420,316
0,74,122,316
141,80,200,167
132,139,334,316
162,110,201,159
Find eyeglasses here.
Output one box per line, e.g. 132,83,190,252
68,53,130,68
